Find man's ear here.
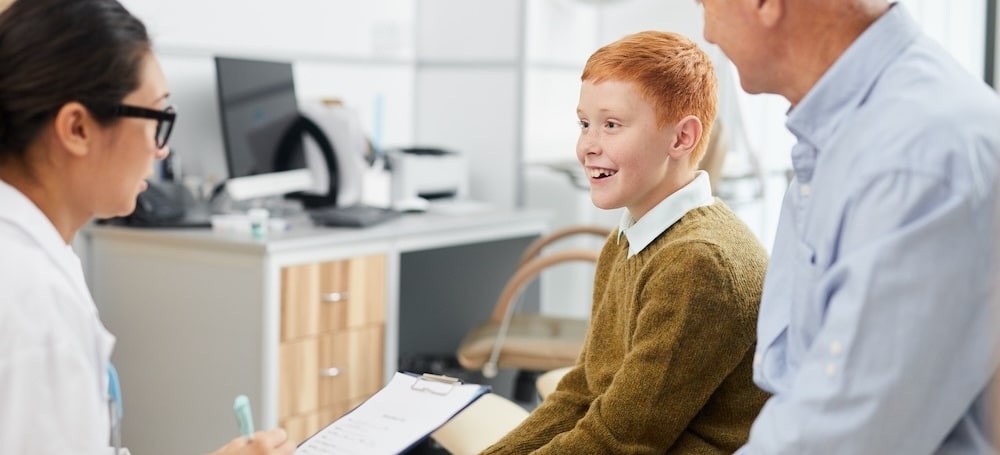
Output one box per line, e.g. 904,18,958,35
757,0,784,28
668,115,703,161
52,102,95,158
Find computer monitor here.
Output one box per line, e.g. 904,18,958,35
214,56,316,201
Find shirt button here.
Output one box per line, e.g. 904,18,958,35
830,342,843,355
800,184,811,197
825,363,837,377
754,353,762,366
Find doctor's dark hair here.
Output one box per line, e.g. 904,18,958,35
582,30,718,166
0,0,150,160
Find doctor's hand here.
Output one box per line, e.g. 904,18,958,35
208,428,296,455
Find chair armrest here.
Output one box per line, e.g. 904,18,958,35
491,249,600,322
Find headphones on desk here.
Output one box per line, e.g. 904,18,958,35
273,114,340,208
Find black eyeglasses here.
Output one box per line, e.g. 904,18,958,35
109,104,176,149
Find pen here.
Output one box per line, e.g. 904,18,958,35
233,395,255,441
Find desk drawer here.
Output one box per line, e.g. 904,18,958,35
281,255,386,341
278,254,386,438
278,326,384,423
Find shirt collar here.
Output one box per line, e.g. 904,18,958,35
785,3,920,182
0,178,70,249
0,178,91,292
617,170,715,257
0,179,103,321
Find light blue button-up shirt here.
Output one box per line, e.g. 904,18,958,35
738,5,1000,454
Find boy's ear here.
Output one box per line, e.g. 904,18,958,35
53,102,95,158
668,115,702,161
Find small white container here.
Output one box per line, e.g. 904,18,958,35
247,208,270,239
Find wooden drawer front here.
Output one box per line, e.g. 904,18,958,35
317,326,384,407
278,338,319,420
346,255,386,328
318,255,387,332
282,255,387,341
278,328,383,430
281,263,322,341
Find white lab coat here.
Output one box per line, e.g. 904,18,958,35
0,179,116,454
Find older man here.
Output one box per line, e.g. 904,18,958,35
697,0,1000,453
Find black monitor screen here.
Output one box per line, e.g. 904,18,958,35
215,56,305,178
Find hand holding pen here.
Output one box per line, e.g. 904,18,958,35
208,395,295,455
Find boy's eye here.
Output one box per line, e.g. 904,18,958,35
605,121,618,129
578,120,589,129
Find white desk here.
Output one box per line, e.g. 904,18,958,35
81,209,548,455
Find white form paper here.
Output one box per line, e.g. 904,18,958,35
295,372,490,455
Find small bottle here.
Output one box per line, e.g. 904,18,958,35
247,208,270,239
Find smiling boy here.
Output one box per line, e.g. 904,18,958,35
481,31,769,454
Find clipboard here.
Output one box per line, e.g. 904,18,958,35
295,371,491,455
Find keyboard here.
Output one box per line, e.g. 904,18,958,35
309,204,402,228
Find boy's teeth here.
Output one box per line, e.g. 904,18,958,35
589,168,617,178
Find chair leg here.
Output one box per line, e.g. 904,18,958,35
513,370,541,404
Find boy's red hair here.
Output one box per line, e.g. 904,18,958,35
582,31,718,165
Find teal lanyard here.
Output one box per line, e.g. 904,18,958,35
108,363,122,453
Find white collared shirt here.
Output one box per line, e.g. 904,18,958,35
617,170,715,258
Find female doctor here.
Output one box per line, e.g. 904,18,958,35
0,0,294,454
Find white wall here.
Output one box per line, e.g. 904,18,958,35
120,0,532,209
899,0,987,79
120,0,417,186
414,0,524,209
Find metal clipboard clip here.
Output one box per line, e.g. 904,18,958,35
410,373,461,395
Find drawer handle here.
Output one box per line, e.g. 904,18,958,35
321,292,349,302
319,367,342,378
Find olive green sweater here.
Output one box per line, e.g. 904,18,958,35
481,202,769,454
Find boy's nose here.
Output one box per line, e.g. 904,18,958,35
578,134,600,155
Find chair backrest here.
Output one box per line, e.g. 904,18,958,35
455,225,612,378
492,226,612,322
517,225,612,267
491,248,600,322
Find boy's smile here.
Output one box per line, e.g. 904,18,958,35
587,167,618,179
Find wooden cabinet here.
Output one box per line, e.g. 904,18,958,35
278,255,386,443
